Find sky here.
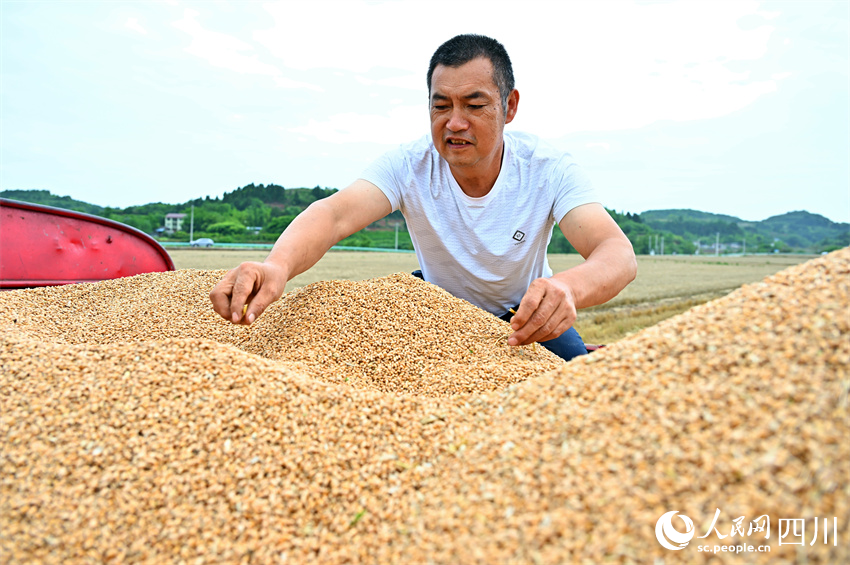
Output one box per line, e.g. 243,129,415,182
1,0,848,223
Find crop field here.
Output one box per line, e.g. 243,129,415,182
169,249,815,344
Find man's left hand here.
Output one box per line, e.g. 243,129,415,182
508,277,577,346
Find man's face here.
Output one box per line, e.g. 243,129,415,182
429,57,517,176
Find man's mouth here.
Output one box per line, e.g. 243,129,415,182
447,139,472,146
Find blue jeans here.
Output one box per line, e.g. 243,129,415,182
411,270,588,362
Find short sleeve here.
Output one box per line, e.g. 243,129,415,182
359,148,404,212
550,159,601,223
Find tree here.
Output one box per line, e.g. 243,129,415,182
207,221,246,236
263,215,297,235
244,204,271,228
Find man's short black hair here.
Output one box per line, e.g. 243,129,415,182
427,34,515,109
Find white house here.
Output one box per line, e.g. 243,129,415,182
164,213,187,235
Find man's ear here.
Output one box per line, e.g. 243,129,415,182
505,89,519,124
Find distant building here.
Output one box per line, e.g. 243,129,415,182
164,213,187,235
693,240,731,255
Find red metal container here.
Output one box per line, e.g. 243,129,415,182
0,198,175,289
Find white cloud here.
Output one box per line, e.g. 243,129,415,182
255,1,436,74
273,76,323,91
158,0,792,149
509,0,783,135
172,8,280,75
170,7,321,91
249,0,784,135
125,17,147,35
288,105,425,144
375,74,421,91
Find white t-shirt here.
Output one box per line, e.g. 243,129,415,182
360,131,600,315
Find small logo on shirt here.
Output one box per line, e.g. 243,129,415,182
512,230,526,243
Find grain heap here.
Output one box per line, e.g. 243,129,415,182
238,274,566,395
1,271,562,396
1,248,848,564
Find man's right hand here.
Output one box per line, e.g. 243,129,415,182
209,261,288,325
209,179,392,326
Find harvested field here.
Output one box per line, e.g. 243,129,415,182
168,250,811,301
168,249,814,343
1,248,848,563
168,248,422,290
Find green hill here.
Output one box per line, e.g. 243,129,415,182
640,208,848,252
759,211,849,249
0,189,104,215
640,208,743,224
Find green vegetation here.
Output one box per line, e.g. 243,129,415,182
3,189,846,254
641,208,849,254
0,189,105,215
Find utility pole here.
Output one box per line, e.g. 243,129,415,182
394,223,399,250
715,232,720,256
660,237,664,256
190,204,194,243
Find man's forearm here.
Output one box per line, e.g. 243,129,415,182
263,200,341,282
260,180,393,283
551,237,637,310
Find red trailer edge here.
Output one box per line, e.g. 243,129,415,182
0,198,175,289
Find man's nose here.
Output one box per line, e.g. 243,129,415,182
446,108,469,132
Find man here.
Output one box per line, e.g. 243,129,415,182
210,34,636,361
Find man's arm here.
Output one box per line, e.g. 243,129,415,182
209,179,392,325
508,203,637,346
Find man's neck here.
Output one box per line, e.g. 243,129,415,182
450,143,505,198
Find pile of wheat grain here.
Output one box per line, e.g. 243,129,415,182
1,271,561,396
1,248,847,563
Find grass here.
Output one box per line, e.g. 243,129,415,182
169,249,815,346
576,294,722,344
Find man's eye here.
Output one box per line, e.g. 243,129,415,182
433,105,448,110
469,105,485,110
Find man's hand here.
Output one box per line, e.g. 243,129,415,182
508,277,577,346
209,261,288,325
504,203,637,346
208,180,393,326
